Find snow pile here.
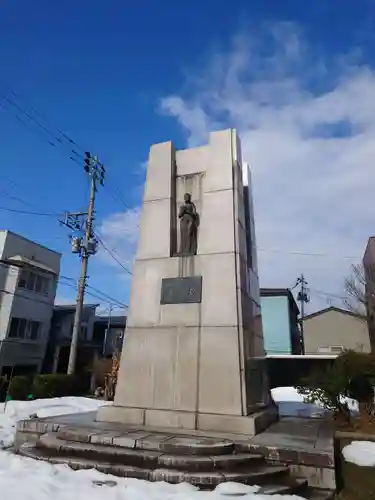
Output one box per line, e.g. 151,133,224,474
0,396,109,449
271,387,304,402
0,450,306,499
343,441,375,467
214,482,260,495
271,386,358,412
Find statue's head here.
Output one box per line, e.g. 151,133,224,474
184,193,191,203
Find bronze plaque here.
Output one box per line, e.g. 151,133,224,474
160,276,202,304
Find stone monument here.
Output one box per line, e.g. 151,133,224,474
98,129,277,435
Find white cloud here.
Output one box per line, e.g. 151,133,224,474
54,295,75,306
97,207,140,275
160,23,375,312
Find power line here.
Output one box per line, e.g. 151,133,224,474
94,232,133,275
8,90,84,153
0,206,60,217
0,261,127,308
257,247,359,260
2,95,68,149
0,288,55,307
0,186,38,211
58,281,127,309
310,288,348,300
86,284,128,308
1,90,134,214
59,276,127,308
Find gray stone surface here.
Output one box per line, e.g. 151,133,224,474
16,412,333,466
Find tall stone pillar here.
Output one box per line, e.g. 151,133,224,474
97,129,277,435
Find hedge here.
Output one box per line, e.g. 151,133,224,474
32,374,87,399
8,375,33,400
0,376,8,402
4,374,89,401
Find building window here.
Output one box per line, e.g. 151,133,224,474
318,345,331,353
28,321,41,340
18,269,50,295
80,326,88,340
318,345,344,354
8,317,42,340
331,345,344,354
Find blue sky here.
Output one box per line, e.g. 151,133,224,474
1,0,375,314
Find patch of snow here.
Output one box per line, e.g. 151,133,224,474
343,441,375,467
214,482,260,495
0,449,307,499
271,386,359,413
0,397,110,449
271,387,304,403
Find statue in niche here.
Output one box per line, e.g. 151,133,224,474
179,193,199,255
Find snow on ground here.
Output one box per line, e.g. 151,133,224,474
271,387,304,402
271,386,359,412
0,393,315,499
0,396,108,449
343,441,375,467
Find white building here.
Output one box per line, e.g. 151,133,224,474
0,230,61,376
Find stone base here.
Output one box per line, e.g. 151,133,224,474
96,404,278,437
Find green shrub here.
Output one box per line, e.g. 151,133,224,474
297,350,375,421
32,374,86,399
297,362,349,413
8,375,33,400
0,376,9,402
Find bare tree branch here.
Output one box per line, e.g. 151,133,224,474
343,263,368,319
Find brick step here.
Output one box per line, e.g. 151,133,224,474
258,478,308,496
235,441,334,469
38,433,263,471
19,442,294,489
304,489,335,500
56,427,236,455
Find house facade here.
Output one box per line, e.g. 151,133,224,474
43,304,99,374
92,314,126,358
0,230,61,376
303,306,371,354
260,288,302,355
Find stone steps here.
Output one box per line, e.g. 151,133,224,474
17,440,336,498
19,441,304,490
37,433,264,471
56,427,236,455
16,427,335,498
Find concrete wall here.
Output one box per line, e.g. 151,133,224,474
261,295,292,354
303,309,371,354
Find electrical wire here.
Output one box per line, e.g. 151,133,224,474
0,261,127,308
256,247,359,260
58,281,127,308
58,275,127,308
1,90,134,214
0,288,55,307
0,206,60,217
93,232,133,275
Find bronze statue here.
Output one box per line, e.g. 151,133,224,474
179,193,199,255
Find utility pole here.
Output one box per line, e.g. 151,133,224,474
295,274,309,352
64,152,105,375
103,304,114,357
